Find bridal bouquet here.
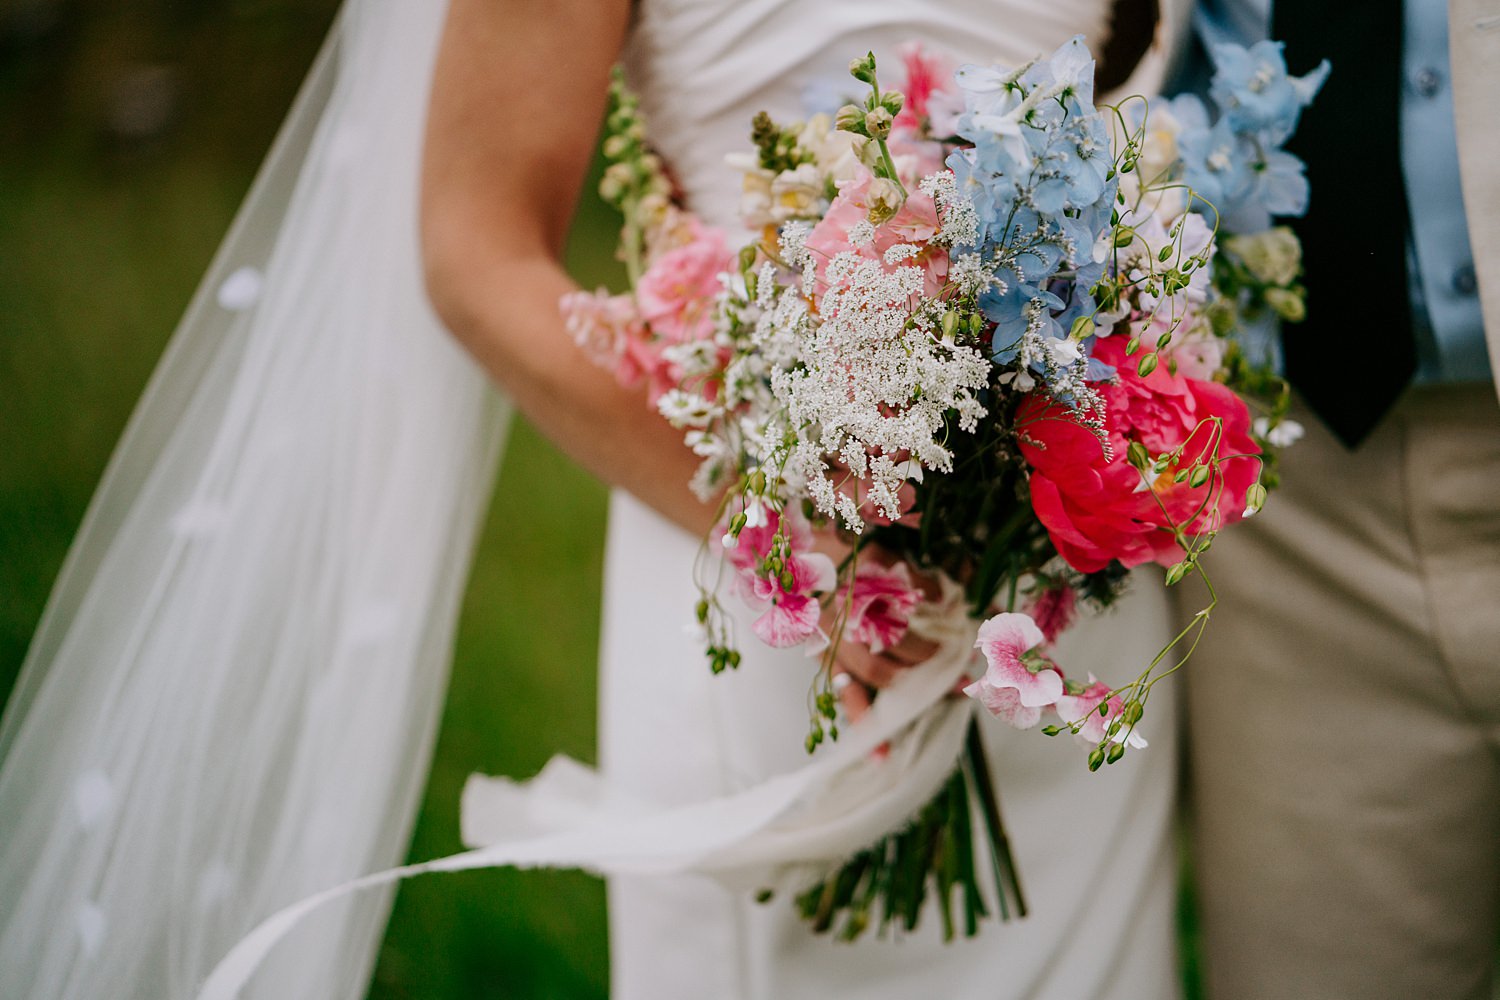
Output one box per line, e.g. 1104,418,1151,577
565,38,1325,940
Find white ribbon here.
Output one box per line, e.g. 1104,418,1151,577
196,597,979,1000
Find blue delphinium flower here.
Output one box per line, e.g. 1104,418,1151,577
1176,114,1254,216
945,35,1119,380
1208,41,1329,145
1173,43,1328,227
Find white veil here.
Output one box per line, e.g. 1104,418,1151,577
0,3,510,998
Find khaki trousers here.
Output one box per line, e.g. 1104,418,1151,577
1183,383,1500,1000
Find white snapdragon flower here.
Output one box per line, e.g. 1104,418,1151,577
1253,416,1305,448
727,152,777,229
798,112,865,185
770,163,826,222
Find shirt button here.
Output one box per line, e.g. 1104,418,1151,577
1452,263,1478,296
1413,67,1443,98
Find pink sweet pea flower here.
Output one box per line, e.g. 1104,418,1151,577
749,551,835,647
1054,675,1148,749
964,613,1063,730
1026,583,1078,644
723,506,836,649
841,562,922,653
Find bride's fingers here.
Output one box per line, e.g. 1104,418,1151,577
833,670,873,724
881,631,939,666
836,643,901,688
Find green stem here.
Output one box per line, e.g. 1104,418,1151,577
964,716,1028,919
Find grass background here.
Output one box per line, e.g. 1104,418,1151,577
0,4,1203,997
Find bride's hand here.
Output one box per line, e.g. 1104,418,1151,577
829,626,939,726
809,533,940,726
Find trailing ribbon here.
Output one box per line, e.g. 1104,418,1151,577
196,596,978,999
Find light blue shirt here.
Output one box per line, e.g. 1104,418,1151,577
1192,0,1491,384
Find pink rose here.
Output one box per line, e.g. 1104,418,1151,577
804,169,948,298
963,613,1063,730
634,218,732,345
840,562,921,653
1019,335,1261,573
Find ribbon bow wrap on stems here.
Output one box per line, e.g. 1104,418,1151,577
197,583,983,999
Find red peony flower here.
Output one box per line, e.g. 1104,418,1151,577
1018,336,1261,574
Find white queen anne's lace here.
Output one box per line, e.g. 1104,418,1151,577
764,250,989,529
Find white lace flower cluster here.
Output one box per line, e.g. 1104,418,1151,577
763,240,990,530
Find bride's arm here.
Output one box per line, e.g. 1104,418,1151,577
421,0,715,536
421,0,934,710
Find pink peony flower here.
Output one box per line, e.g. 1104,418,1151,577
803,169,948,298
840,562,922,653
634,218,733,345
963,613,1063,730
1054,675,1148,749
1019,335,1261,573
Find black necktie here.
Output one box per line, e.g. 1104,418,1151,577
1272,0,1416,447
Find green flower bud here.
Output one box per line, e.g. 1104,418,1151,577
848,53,877,84
1137,353,1159,378
1157,244,1174,263
602,134,631,160
1165,561,1189,586
881,92,905,117
1127,440,1150,471
1245,481,1268,513
1106,742,1126,764
835,103,868,135
1088,747,1106,771
1189,464,1211,488
864,106,894,140
940,311,960,341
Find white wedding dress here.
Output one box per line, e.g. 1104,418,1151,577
600,3,1182,999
